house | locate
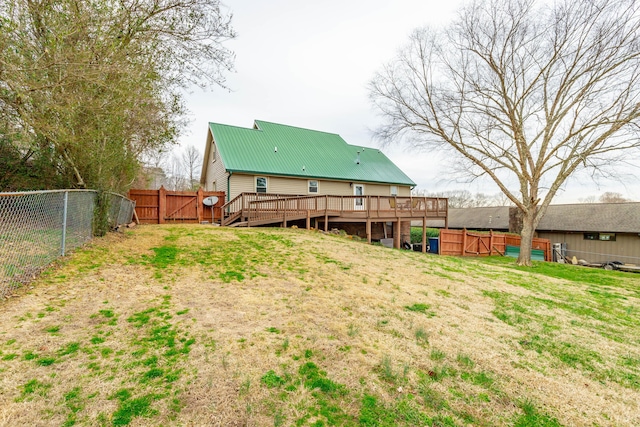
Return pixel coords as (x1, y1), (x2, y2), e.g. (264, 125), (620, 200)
(200, 120), (415, 200)
(447, 203), (640, 264)
(199, 120), (448, 248)
(132, 166), (168, 190)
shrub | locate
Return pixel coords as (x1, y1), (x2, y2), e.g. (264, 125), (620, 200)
(410, 227), (440, 244)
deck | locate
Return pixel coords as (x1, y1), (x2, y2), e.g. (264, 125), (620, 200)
(221, 193), (448, 248)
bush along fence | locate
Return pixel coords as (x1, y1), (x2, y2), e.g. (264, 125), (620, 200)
(439, 228), (551, 261)
(0, 190), (135, 298)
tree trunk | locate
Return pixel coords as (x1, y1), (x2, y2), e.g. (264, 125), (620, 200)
(517, 210), (536, 266)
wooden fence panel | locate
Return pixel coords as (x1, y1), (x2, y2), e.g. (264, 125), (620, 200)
(440, 229), (464, 256)
(127, 189), (160, 224)
(128, 187), (225, 224)
(439, 229), (550, 261)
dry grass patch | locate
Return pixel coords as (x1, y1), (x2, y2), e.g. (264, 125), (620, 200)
(0, 224), (638, 426)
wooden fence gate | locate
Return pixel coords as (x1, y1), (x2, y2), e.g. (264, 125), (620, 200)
(463, 232), (494, 256)
(128, 187), (225, 224)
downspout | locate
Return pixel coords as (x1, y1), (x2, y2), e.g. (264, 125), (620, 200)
(227, 171), (232, 202)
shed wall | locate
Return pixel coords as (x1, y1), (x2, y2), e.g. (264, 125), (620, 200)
(537, 231), (640, 264)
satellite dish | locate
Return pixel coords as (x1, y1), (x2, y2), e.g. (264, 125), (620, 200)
(203, 196), (219, 206)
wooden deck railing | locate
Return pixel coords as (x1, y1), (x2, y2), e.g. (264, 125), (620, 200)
(222, 193), (448, 226)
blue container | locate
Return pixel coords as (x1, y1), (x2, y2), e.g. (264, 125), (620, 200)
(428, 237), (439, 254)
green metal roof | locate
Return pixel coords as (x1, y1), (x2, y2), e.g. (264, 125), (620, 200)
(209, 120), (416, 186)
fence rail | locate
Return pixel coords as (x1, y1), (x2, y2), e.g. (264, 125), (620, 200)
(0, 190), (135, 298)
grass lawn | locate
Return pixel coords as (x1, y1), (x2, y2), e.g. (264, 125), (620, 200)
(0, 224), (638, 426)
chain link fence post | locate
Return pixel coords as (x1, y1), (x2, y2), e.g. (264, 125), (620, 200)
(61, 191), (69, 256)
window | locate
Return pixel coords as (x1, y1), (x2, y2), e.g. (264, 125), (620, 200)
(354, 184), (364, 209)
(584, 232), (616, 241)
(211, 181), (217, 191)
(390, 185), (398, 196)
(308, 180), (318, 193)
(210, 143), (216, 163)
(256, 177), (267, 193)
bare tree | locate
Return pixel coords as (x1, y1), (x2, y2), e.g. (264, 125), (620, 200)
(370, 0), (640, 265)
(578, 195), (598, 204)
(413, 188), (510, 207)
(166, 155), (188, 191)
(598, 192), (629, 203)
(182, 145), (203, 190)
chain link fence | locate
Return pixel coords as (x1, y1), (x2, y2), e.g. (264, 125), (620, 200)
(0, 190), (135, 298)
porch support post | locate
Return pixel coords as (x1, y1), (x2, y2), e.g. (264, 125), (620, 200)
(306, 210), (311, 230)
(393, 220), (400, 249)
(282, 199), (287, 228)
(422, 218), (427, 253)
(324, 212), (329, 232)
(366, 219), (372, 244)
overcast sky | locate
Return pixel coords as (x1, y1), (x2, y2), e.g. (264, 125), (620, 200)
(179, 0), (639, 203)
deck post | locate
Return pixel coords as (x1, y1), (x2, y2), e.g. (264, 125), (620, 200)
(422, 218), (427, 253)
(314, 218), (319, 230)
(325, 195), (329, 231)
(366, 219), (371, 244)
(393, 220), (400, 249)
(366, 195), (370, 217)
(281, 198), (286, 228)
(324, 196), (329, 232)
(306, 210), (311, 230)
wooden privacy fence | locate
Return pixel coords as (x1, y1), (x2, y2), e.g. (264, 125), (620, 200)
(439, 229), (551, 261)
(128, 187), (225, 224)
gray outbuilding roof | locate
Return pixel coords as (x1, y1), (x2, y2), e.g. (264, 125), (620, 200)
(447, 203), (640, 233)
(537, 203), (640, 233)
(447, 206), (510, 230)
